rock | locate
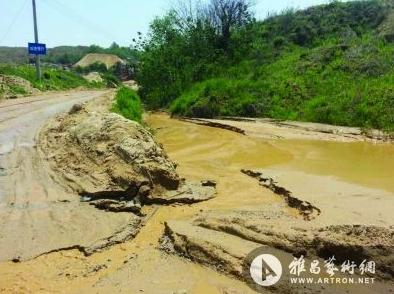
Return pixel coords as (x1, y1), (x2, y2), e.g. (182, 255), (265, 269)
(201, 180), (217, 187)
(89, 199), (142, 213)
(148, 181), (216, 204)
(68, 103), (83, 114)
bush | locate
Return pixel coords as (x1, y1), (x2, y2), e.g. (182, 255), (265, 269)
(101, 72), (121, 88)
(139, 0), (394, 131)
(111, 87), (143, 122)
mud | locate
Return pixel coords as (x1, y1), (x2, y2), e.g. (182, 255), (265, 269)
(1, 110), (394, 293)
(40, 94), (215, 215)
(179, 117), (246, 135)
(241, 169), (321, 220)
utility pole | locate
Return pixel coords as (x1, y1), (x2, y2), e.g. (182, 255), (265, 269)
(32, 0), (41, 80)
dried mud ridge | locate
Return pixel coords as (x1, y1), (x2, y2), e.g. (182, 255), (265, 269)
(38, 95), (217, 256)
(159, 168), (393, 290)
(161, 215), (394, 287)
(179, 117), (246, 135)
(180, 116), (394, 142)
(241, 169), (321, 220)
(30, 217), (142, 261)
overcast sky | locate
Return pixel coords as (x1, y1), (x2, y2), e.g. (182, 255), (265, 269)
(0, 0), (328, 48)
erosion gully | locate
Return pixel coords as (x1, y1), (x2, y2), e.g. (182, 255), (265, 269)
(0, 112), (393, 293)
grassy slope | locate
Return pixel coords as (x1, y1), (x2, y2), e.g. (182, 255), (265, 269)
(0, 65), (101, 91)
(111, 87), (143, 122)
(169, 1), (394, 131)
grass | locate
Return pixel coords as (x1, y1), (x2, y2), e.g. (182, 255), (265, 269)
(9, 84), (27, 95)
(170, 36), (394, 132)
(111, 87), (143, 123)
(0, 64), (102, 91)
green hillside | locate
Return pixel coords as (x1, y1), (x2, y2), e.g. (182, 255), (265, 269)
(136, 0), (394, 131)
(0, 43), (138, 65)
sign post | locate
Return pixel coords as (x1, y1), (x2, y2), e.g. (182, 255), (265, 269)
(32, 0), (42, 80)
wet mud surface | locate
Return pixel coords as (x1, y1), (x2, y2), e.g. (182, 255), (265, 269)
(0, 104), (393, 293)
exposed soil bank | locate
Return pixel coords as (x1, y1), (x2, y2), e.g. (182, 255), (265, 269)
(0, 90), (140, 262)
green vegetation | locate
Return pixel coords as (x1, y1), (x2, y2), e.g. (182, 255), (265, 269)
(111, 87), (143, 122)
(0, 65), (101, 90)
(137, 0), (394, 131)
(8, 84), (28, 96)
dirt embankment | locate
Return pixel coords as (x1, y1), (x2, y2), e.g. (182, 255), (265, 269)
(0, 74), (40, 99)
(39, 93), (215, 224)
(182, 117), (394, 142)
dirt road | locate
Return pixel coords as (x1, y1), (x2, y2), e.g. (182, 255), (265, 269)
(0, 91), (135, 261)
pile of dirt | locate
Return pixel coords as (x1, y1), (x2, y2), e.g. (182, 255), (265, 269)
(83, 72), (103, 83)
(75, 53), (125, 69)
(39, 94), (215, 214)
(122, 80), (139, 91)
(0, 74), (40, 99)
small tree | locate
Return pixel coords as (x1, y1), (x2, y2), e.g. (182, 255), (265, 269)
(205, 0), (254, 50)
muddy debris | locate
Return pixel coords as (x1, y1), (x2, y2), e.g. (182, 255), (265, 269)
(40, 100), (216, 215)
(179, 118), (246, 135)
(241, 169), (321, 220)
(161, 209), (394, 282)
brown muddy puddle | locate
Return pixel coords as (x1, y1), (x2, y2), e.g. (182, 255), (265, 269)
(1, 113), (393, 293)
(149, 113), (394, 195)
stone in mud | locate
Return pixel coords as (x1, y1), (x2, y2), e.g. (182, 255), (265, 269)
(68, 103), (83, 114)
(201, 180), (217, 187)
(89, 199), (142, 214)
(147, 181), (216, 204)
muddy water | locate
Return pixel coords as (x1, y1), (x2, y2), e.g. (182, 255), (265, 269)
(270, 140), (394, 193)
(0, 113), (393, 293)
(149, 114), (394, 195)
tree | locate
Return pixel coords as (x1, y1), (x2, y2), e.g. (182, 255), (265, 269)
(110, 42), (120, 50)
(205, 0), (254, 50)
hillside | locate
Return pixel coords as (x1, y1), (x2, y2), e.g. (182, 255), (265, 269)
(74, 53), (125, 69)
(0, 47), (29, 64)
(136, 0), (394, 132)
(0, 44), (138, 65)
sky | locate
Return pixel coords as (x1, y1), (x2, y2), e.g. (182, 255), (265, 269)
(0, 0), (328, 48)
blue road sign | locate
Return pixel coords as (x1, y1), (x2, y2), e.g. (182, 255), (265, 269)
(28, 42), (46, 55)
